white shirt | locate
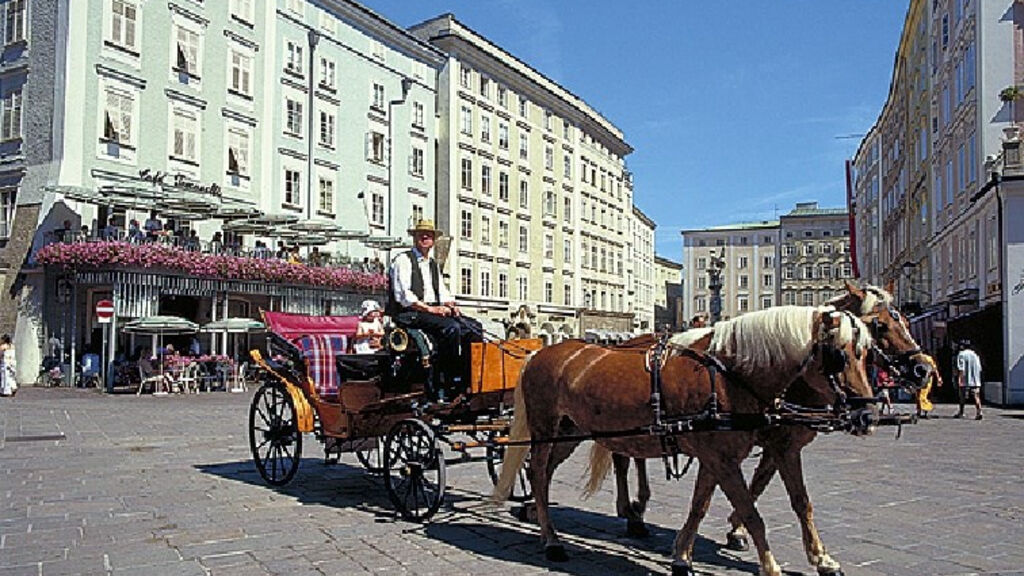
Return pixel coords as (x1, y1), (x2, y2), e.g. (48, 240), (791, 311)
(391, 249), (453, 309)
(956, 349), (982, 388)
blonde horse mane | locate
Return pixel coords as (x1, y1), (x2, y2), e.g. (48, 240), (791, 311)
(828, 283), (894, 316)
(704, 306), (871, 378)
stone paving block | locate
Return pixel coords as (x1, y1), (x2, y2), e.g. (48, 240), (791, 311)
(111, 559), (207, 576)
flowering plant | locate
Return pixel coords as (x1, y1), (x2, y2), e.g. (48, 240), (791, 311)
(35, 241), (387, 292)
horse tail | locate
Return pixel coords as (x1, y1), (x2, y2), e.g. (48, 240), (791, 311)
(581, 443), (614, 499)
(492, 364), (532, 502)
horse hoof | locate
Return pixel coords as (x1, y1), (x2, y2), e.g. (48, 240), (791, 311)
(545, 544), (568, 562)
(670, 559), (695, 576)
(726, 532), (749, 552)
(630, 499), (647, 515)
(626, 519), (650, 538)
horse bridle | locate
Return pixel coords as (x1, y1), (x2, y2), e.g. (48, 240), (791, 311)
(865, 303), (926, 388)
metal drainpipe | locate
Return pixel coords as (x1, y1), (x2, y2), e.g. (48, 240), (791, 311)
(306, 29), (320, 221)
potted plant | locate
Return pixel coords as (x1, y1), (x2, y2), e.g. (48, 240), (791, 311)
(1001, 85), (1022, 132)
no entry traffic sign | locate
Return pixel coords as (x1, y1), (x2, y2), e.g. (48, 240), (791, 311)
(96, 299), (114, 323)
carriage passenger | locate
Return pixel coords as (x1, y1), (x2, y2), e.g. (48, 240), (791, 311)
(353, 300), (385, 354)
(388, 219), (482, 402)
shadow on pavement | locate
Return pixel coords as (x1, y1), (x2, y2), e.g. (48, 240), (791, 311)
(196, 458), (473, 520)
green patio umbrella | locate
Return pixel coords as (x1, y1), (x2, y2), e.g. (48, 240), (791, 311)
(122, 316), (200, 384)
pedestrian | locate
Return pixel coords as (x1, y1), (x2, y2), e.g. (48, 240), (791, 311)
(0, 334), (16, 397)
(916, 354), (942, 419)
(873, 366), (895, 414)
(954, 339), (983, 420)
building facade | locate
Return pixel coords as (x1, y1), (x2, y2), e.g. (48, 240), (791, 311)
(408, 14), (636, 342)
(682, 220), (780, 323)
(0, 0), (444, 382)
(630, 206), (656, 332)
(851, 0), (1024, 404)
(653, 255), (683, 331)
(778, 202), (854, 308)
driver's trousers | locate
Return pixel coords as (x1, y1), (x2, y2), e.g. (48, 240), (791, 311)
(394, 310), (482, 397)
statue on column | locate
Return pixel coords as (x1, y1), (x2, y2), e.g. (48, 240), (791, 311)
(708, 248), (726, 325)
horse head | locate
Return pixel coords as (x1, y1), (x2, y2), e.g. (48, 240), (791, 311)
(813, 308), (878, 435)
(838, 281), (932, 391)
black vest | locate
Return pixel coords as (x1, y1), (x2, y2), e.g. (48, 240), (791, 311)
(388, 250), (441, 315)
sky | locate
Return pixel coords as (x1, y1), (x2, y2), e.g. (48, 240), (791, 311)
(362, 1), (909, 260)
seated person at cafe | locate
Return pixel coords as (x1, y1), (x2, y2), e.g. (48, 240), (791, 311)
(287, 245), (302, 265)
(388, 219), (482, 401)
(127, 219), (145, 243)
(185, 229), (200, 251)
(52, 220), (74, 242)
(144, 212), (163, 240)
(309, 246), (324, 266)
(353, 300), (385, 354)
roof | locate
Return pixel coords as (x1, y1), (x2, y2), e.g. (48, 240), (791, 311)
(681, 220), (779, 234)
(782, 205), (847, 218)
(655, 255), (682, 269)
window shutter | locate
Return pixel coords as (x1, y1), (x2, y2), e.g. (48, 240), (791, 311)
(176, 44), (188, 72)
(227, 148), (238, 174)
(104, 111), (117, 141)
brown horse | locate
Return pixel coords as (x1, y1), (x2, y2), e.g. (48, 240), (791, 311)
(494, 306), (877, 576)
(589, 282), (931, 576)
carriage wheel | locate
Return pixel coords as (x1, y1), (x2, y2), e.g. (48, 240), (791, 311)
(249, 383), (302, 486)
(485, 434), (533, 502)
(383, 419), (446, 521)
(355, 443), (385, 475)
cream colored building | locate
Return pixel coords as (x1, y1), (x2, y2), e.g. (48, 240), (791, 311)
(409, 15), (634, 342)
(630, 206), (656, 331)
(682, 220), (780, 322)
(654, 255), (683, 330)
(778, 202), (853, 307)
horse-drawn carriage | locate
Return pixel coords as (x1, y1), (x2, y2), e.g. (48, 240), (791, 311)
(246, 310), (541, 520)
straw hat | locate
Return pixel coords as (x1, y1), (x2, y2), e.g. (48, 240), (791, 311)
(408, 219), (440, 236)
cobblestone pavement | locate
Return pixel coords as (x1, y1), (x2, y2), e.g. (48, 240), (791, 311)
(2, 388), (1023, 576)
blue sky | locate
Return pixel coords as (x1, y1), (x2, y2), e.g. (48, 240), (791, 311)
(363, 1), (908, 260)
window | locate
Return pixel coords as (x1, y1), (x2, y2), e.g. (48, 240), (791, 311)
(737, 256), (748, 269)
(318, 177), (334, 213)
(108, 0), (139, 53)
(519, 96), (528, 118)
(695, 297), (706, 312)
(171, 107), (198, 163)
(543, 190), (556, 216)
(410, 147), (424, 177)
(564, 285), (572, 306)
(481, 165), (492, 195)
(763, 255), (773, 267)
(763, 274), (773, 287)
(229, 49), (252, 97)
(738, 296), (748, 313)
(738, 275), (748, 289)
(102, 87), (134, 147)
(544, 281), (553, 303)
(519, 132), (528, 160)
(498, 272), (508, 298)
(564, 155), (572, 178)
(174, 26), (200, 78)
(286, 41), (303, 76)
(480, 214), (491, 244)
(821, 243), (833, 254)
(803, 244), (814, 256)
(518, 276), (528, 301)
(563, 197), (572, 222)
(226, 127), (250, 177)
(518, 225), (528, 252)
(371, 193), (384, 225)
(230, 0), (253, 23)
(819, 264), (832, 279)
(761, 296), (772, 310)
(544, 146), (553, 170)
(802, 292), (814, 306)
(460, 267), (472, 294)
(783, 266), (794, 280)
(544, 233), (553, 259)
(0, 186), (13, 242)
(497, 85), (507, 108)
(479, 75), (490, 98)
(284, 98), (303, 137)
(696, 257), (706, 270)
(697, 277), (706, 290)
(284, 169), (301, 206)
(784, 292), (796, 305)
(412, 205), (423, 224)
(1, 89), (22, 141)
(802, 265), (814, 279)
(481, 116), (491, 143)
(563, 239), (572, 263)
(460, 158), (472, 190)
(498, 123), (509, 150)
(373, 84), (385, 110)
(519, 181), (528, 208)
(460, 106), (472, 135)
(480, 270), (491, 297)
(413, 102), (424, 128)
(459, 64), (471, 89)
(499, 220), (509, 248)
(460, 210), (472, 239)
(366, 131), (385, 163)
(319, 57), (336, 89)
(319, 111), (335, 148)
(498, 172), (509, 202)
(5, 0), (26, 45)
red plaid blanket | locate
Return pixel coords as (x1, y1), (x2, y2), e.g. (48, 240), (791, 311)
(295, 334), (348, 396)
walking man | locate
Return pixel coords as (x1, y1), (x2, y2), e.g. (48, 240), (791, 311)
(954, 339), (983, 420)
(389, 220), (482, 401)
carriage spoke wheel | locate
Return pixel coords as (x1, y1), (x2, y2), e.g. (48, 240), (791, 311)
(485, 433), (533, 502)
(249, 383), (302, 486)
(383, 419), (446, 521)
(355, 443), (385, 475)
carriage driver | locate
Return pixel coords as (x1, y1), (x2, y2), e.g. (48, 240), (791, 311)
(388, 219), (482, 402)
